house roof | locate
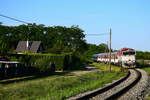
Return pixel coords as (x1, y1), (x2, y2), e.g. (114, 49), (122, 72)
(16, 41), (42, 53)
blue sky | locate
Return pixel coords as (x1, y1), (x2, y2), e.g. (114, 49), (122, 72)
(0, 0), (150, 51)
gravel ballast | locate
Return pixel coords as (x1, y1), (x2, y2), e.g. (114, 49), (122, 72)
(119, 69), (150, 100)
(90, 69), (137, 100)
(67, 69), (150, 100)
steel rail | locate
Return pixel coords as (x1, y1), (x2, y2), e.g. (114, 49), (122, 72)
(73, 70), (130, 100)
(71, 69), (141, 100)
(105, 69), (141, 100)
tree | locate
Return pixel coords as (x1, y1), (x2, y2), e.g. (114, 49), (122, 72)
(84, 43), (109, 60)
(0, 23), (87, 54)
(98, 43), (109, 53)
(44, 25), (87, 54)
(0, 24), (10, 54)
(0, 38), (7, 54)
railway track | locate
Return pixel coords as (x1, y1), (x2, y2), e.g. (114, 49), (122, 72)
(68, 69), (142, 100)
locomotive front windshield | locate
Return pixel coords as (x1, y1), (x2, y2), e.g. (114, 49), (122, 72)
(123, 52), (135, 55)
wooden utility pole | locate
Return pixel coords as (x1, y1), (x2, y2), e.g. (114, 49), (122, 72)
(107, 41), (109, 52)
(109, 28), (111, 72)
(26, 23), (32, 51)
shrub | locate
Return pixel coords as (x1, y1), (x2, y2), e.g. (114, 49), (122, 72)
(8, 52), (89, 74)
(35, 57), (52, 73)
(17, 53), (72, 72)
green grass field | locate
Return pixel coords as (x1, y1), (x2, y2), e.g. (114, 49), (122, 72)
(0, 63), (127, 100)
(93, 62), (124, 72)
(141, 67), (150, 100)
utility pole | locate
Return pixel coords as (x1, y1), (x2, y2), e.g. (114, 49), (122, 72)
(105, 41), (108, 53)
(26, 25), (30, 52)
(109, 28), (111, 72)
(107, 41), (109, 52)
(26, 23), (32, 51)
(107, 41), (109, 62)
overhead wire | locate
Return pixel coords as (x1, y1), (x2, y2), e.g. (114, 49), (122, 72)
(85, 33), (109, 36)
(0, 13), (30, 24)
(0, 14), (109, 37)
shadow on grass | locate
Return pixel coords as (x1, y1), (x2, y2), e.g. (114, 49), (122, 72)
(68, 64), (94, 71)
(0, 71), (70, 84)
(0, 64), (94, 85)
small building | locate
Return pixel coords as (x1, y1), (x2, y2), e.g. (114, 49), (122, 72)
(16, 41), (44, 54)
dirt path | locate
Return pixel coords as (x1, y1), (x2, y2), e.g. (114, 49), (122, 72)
(1, 64), (97, 89)
(71, 64), (97, 76)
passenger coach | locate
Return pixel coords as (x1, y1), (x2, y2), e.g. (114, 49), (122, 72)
(93, 48), (136, 68)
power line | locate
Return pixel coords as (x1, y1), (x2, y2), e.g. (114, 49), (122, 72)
(0, 14), (30, 24)
(85, 33), (109, 36)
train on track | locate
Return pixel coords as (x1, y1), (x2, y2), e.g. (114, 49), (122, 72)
(93, 48), (136, 68)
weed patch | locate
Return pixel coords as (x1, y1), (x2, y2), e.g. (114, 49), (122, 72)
(0, 63), (126, 100)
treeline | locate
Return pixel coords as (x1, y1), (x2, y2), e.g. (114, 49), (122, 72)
(84, 43), (109, 60)
(0, 22), (109, 73)
(0, 23), (87, 54)
(0, 22), (108, 59)
(136, 51), (150, 60)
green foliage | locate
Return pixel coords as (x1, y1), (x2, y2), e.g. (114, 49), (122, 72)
(141, 67), (150, 100)
(0, 25), (10, 55)
(0, 66), (126, 100)
(0, 23), (87, 55)
(69, 51), (89, 70)
(0, 39), (7, 54)
(35, 57), (52, 73)
(17, 53), (72, 72)
(84, 43), (109, 61)
(136, 51), (150, 60)
(8, 52), (87, 72)
(47, 40), (74, 54)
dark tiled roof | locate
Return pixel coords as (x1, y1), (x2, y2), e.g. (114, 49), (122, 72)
(16, 41), (42, 53)
(16, 41), (28, 53)
(30, 41), (41, 53)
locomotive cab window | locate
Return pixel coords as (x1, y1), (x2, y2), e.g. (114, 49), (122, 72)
(123, 52), (135, 55)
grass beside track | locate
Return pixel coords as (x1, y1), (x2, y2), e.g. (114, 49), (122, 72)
(0, 63), (126, 100)
(141, 67), (150, 100)
(93, 62), (123, 72)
